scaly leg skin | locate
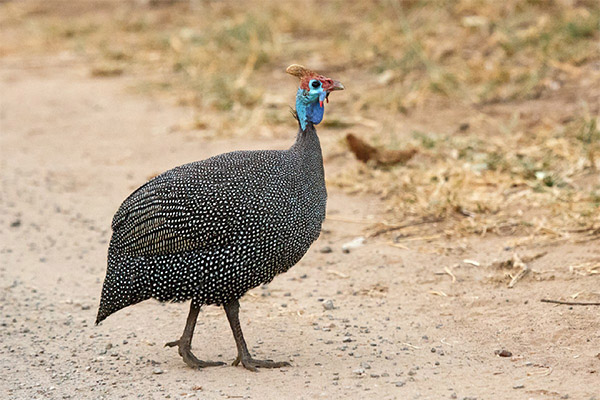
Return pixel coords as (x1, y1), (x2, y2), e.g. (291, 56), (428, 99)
(224, 299), (291, 372)
(165, 301), (225, 369)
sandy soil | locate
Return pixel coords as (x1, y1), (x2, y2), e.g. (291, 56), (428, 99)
(1, 57), (599, 400)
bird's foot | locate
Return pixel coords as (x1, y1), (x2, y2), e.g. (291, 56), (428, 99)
(165, 339), (225, 369)
(232, 354), (291, 372)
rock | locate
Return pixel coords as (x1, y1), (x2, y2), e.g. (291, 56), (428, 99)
(377, 70), (395, 86)
(152, 367), (164, 375)
(323, 300), (335, 310)
(394, 381), (405, 387)
(513, 384), (524, 389)
(341, 237), (365, 253)
(320, 246), (333, 254)
(353, 368), (365, 375)
(494, 349), (512, 357)
(342, 337), (352, 343)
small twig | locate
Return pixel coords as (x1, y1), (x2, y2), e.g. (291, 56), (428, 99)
(443, 266), (456, 283)
(388, 241), (410, 250)
(400, 342), (421, 349)
(325, 215), (375, 224)
(428, 290), (448, 297)
(522, 252), (547, 263)
(401, 234), (442, 242)
(326, 269), (349, 279)
(368, 217), (444, 237)
(541, 299), (600, 306)
(508, 253), (530, 288)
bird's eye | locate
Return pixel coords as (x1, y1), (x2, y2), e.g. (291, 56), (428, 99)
(311, 80), (320, 89)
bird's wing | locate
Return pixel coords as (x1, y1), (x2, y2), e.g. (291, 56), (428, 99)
(110, 153), (285, 257)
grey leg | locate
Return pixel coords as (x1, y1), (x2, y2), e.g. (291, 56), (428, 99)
(224, 299), (291, 371)
(165, 301), (225, 368)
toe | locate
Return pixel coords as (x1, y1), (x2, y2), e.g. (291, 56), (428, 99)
(239, 358), (290, 370)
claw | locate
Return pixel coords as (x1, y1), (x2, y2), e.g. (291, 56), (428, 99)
(165, 339), (225, 369)
(236, 356), (291, 372)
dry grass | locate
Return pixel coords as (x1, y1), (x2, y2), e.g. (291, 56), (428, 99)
(2, 0), (599, 238)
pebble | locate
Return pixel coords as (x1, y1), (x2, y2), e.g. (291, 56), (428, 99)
(323, 300), (335, 310)
(513, 384), (524, 389)
(342, 337), (352, 343)
(152, 367), (164, 375)
(353, 368), (365, 375)
(341, 237), (365, 253)
(394, 381), (405, 387)
(494, 349), (512, 357)
(320, 246), (333, 254)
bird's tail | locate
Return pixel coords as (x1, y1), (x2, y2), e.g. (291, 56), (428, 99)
(96, 250), (149, 324)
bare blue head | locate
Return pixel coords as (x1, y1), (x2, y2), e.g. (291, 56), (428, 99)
(295, 80), (328, 131)
(286, 64), (344, 131)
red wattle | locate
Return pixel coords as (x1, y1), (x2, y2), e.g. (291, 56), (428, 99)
(319, 101), (323, 107)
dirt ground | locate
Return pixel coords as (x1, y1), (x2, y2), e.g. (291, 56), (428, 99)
(1, 55), (599, 400)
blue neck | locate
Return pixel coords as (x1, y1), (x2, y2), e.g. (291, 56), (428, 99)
(295, 88), (326, 131)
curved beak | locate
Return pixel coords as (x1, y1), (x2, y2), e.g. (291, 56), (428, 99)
(330, 80), (344, 91)
(322, 79), (344, 105)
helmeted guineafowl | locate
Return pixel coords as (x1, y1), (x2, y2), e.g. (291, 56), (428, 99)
(96, 65), (344, 371)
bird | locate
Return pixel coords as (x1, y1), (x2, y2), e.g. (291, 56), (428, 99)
(96, 64), (344, 371)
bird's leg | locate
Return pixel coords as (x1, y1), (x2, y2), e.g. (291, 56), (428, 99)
(165, 301), (225, 369)
(224, 299), (291, 372)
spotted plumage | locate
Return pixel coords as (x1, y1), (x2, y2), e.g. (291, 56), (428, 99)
(96, 65), (344, 371)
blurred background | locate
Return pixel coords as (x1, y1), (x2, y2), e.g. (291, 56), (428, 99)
(2, 0), (599, 236)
